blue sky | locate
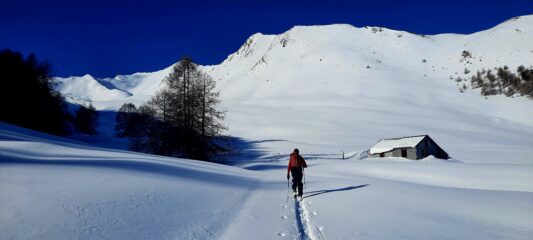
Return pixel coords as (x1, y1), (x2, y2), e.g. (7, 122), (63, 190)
(1, 0), (532, 77)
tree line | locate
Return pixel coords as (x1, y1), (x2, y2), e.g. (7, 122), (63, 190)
(115, 57), (225, 161)
(469, 65), (533, 98)
(0, 49), (98, 135)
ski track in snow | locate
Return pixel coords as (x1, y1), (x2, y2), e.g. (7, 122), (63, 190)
(300, 199), (324, 240)
(291, 197), (323, 240)
(294, 199), (307, 239)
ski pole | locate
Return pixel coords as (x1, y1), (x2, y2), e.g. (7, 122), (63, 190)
(286, 178), (290, 203)
(303, 167), (306, 192)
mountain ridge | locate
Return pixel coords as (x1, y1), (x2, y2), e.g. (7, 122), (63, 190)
(52, 15), (533, 163)
(56, 14), (532, 95)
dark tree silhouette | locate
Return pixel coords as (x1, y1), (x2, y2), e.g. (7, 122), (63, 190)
(124, 56), (225, 160)
(0, 49), (68, 135)
(115, 103), (139, 137)
(74, 104), (98, 135)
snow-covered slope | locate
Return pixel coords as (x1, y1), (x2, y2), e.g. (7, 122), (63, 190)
(1, 122), (532, 239)
(54, 65), (175, 109)
(54, 74), (132, 104)
(53, 15), (533, 163)
(0, 122), (258, 239)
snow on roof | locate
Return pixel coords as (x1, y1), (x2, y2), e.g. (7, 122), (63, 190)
(369, 135), (427, 154)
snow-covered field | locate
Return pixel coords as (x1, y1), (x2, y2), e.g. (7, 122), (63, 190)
(2, 15), (533, 239)
(0, 122), (258, 239)
(1, 122), (533, 239)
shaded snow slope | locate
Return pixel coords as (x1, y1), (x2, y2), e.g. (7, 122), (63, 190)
(53, 15), (533, 163)
(0, 122), (258, 239)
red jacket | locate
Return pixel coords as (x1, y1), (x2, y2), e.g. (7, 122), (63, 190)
(287, 152), (307, 174)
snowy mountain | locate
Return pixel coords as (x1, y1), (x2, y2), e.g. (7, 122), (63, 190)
(53, 15), (533, 163)
(2, 15), (533, 240)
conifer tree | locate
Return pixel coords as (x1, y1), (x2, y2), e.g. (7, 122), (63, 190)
(0, 49), (67, 135)
(74, 104), (98, 135)
(130, 57), (225, 160)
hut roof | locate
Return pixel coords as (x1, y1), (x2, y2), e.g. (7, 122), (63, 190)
(369, 135), (427, 154)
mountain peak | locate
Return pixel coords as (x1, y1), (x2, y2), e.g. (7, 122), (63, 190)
(81, 74), (95, 79)
(54, 15), (532, 111)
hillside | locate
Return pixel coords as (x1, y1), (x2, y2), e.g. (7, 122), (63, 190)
(53, 15), (533, 163)
(0, 122), (258, 239)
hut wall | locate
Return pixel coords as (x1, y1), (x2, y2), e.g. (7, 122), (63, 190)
(416, 137), (448, 159)
(392, 149), (402, 157)
(407, 149), (417, 160)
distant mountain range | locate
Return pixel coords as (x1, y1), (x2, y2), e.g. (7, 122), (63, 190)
(53, 15), (533, 163)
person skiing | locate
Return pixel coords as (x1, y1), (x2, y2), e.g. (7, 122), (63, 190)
(287, 148), (307, 199)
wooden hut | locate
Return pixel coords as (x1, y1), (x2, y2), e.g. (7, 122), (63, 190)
(369, 135), (449, 160)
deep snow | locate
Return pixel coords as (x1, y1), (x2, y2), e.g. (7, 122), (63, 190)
(1, 122), (533, 240)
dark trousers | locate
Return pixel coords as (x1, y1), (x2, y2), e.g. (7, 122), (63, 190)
(290, 167), (304, 196)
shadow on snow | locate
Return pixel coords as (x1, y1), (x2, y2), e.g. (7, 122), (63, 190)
(214, 137), (286, 165)
(0, 155), (258, 189)
(242, 164), (287, 171)
(304, 184), (369, 199)
(294, 198), (308, 240)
